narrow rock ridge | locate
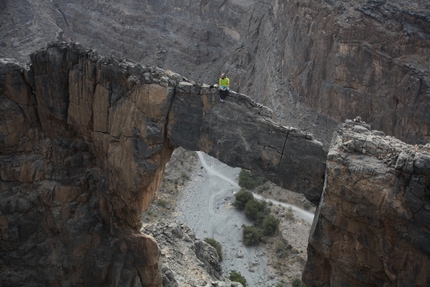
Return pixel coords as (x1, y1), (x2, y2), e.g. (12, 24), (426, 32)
(0, 42), (325, 286)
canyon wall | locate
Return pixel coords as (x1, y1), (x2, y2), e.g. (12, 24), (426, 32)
(0, 42), (325, 286)
(1, 0), (429, 285)
(275, 0), (430, 145)
(303, 120), (430, 286)
(1, 0), (429, 147)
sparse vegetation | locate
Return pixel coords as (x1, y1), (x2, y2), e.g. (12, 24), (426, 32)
(242, 225), (262, 246)
(261, 214), (279, 236)
(244, 199), (266, 221)
(292, 277), (306, 287)
(156, 199), (168, 208)
(229, 270), (247, 287)
(303, 202), (311, 210)
(204, 238), (223, 261)
(238, 169), (266, 190)
(275, 240), (289, 258)
(234, 189), (254, 210)
(285, 207), (294, 220)
(235, 192), (280, 245)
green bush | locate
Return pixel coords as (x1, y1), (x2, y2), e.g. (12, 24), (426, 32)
(261, 214), (279, 236)
(238, 170), (266, 190)
(292, 277), (306, 287)
(254, 211), (267, 226)
(204, 238), (223, 261)
(303, 202), (312, 210)
(156, 199), (168, 208)
(275, 240), (289, 258)
(242, 225), (262, 246)
(244, 199), (266, 221)
(234, 189), (254, 210)
(229, 270), (247, 287)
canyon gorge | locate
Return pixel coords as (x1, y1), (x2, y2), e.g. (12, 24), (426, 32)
(0, 0), (429, 286)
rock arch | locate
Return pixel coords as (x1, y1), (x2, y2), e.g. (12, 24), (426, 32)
(0, 42), (325, 286)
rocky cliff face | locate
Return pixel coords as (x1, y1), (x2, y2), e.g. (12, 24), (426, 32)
(275, 0), (430, 146)
(303, 120), (430, 286)
(0, 42), (325, 286)
(1, 0), (428, 147)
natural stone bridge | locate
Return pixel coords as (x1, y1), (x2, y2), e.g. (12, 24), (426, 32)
(0, 42), (325, 286)
(2, 42), (429, 287)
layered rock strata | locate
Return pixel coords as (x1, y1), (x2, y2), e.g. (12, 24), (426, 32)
(0, 42), (325, 286)
(303, 120), (430, 286)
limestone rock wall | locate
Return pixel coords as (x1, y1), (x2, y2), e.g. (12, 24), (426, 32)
(0, 42), (326, 286)
(275, 0), (430, 145)
(303, 120), (430, 286)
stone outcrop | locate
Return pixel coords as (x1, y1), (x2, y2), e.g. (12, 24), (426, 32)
(303, 120), (430, 286)
(0, 42), (325, 286)
(142, 221), (244, 287)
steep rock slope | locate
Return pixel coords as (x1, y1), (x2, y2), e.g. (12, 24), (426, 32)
(304, 120), (430, 286)
(275, 0), (430, 145)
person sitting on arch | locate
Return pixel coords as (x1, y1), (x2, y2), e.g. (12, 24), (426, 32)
(218, 73), (230, 103)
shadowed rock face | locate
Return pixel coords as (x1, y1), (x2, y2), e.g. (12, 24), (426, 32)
(303, 120), (430, 287)
(0, 42), (326, 286)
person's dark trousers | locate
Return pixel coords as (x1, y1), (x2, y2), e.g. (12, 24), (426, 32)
(219, 90), (229, 100)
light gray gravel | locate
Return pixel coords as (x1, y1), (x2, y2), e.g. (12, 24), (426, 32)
(174, 151), (315, 286)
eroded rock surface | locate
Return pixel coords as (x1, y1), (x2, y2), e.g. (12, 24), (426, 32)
(142, 221), (244, 287)
(0, 42), (325, 286)
(303, 120), (430, 286)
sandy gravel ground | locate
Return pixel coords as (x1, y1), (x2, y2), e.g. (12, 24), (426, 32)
(143, 148), (315, 286)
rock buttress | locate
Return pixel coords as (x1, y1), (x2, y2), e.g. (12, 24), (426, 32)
(303, 120), (430, 287)
(0, 42), (178, 286)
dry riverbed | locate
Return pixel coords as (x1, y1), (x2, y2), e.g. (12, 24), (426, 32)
(142, 148), (315, 286)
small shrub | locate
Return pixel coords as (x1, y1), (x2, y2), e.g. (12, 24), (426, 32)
(275, 241), (289, 258)
(204, 238), (223, 261)
(292, 277), (305, 287)
(238, 169), (266, 190)
(156, 199), (168, 208)
(242, 225), (262, 246)
(229, 270), (247, 287)
(144, 209), (155, 217)
(244, 199), (266, 220)
(234, 189), (254, 210)
(261, 214), (279, 236)
(303, 202), (311, 210)
(285, 207), (294, 220)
